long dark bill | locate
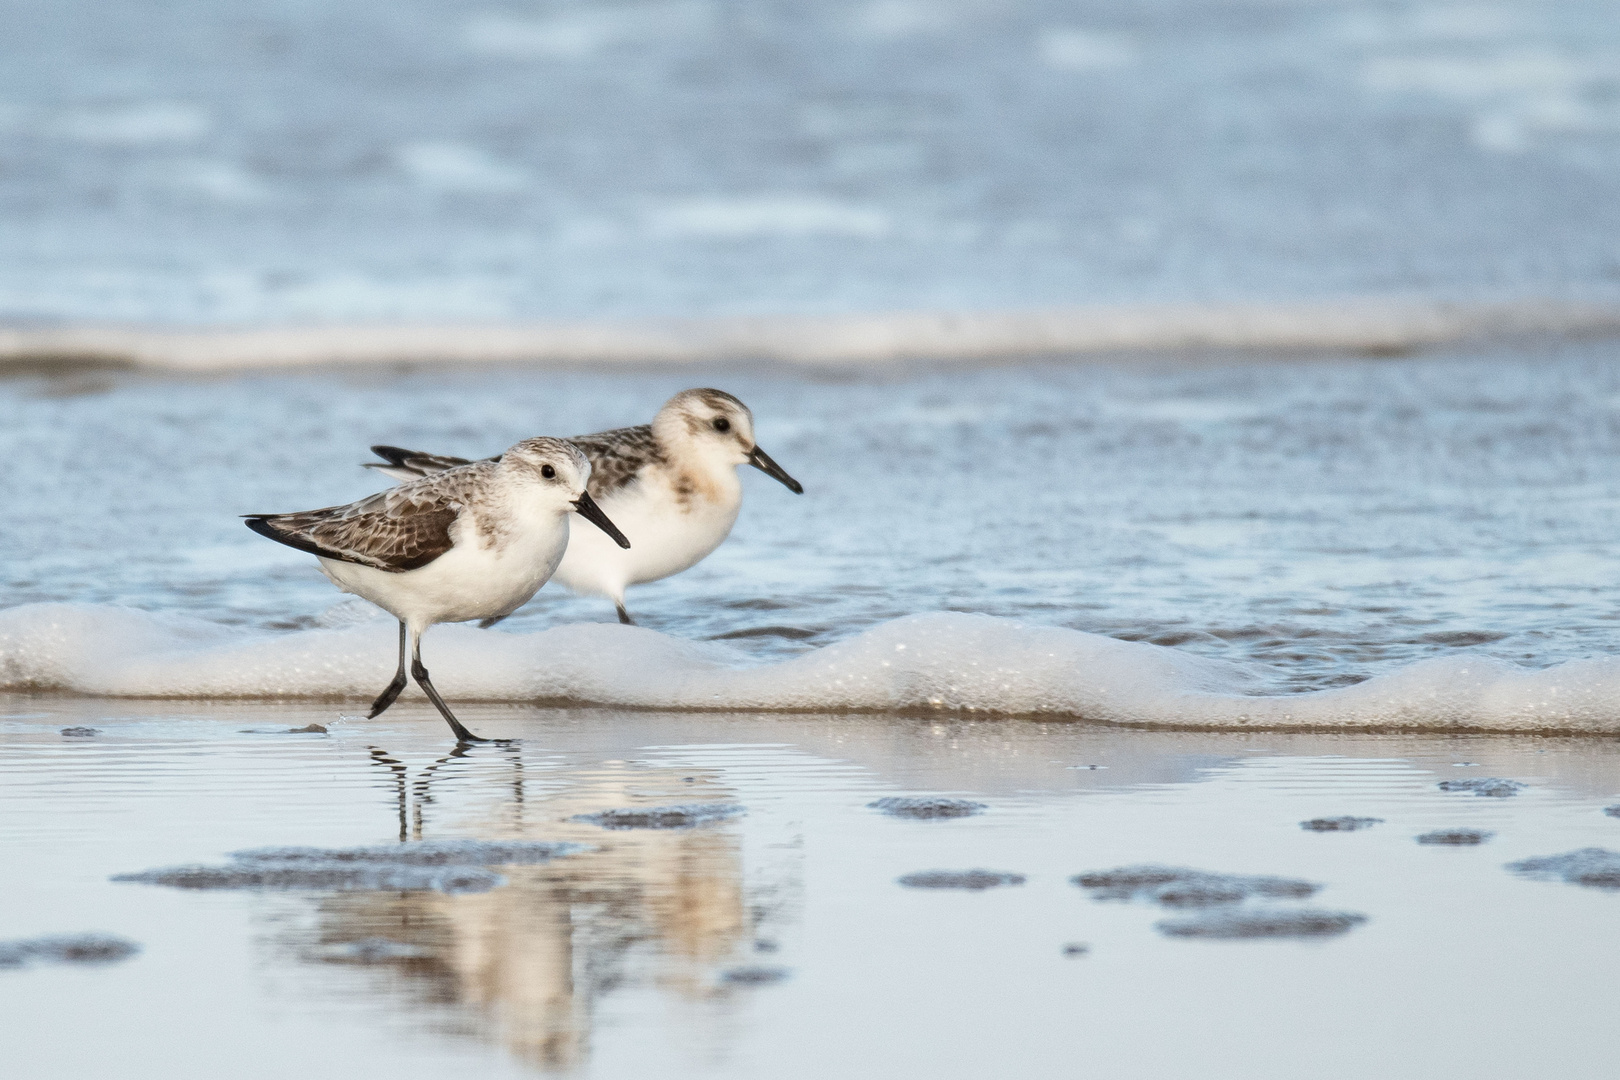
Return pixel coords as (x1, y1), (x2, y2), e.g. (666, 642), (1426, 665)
(748, 446), (804, 494)
(573, 491), (632, 549)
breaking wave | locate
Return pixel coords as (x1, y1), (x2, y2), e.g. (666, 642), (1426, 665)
(5, 297), (1620, 371)
(3, 603), (1618, 733)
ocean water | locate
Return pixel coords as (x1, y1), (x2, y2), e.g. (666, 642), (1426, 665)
(5, 339), (1620, 729)
(3, 0), (1620, 325)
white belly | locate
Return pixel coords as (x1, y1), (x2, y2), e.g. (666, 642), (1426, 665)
(552, 480), (740, 599)
(319, 514), (569, 627)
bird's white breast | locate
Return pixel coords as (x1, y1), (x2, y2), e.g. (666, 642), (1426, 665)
(319, 497), (570, 627)
(552, 463), (741, 597)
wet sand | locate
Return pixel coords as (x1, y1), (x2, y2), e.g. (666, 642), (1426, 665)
(4, 697), (1618, 1078)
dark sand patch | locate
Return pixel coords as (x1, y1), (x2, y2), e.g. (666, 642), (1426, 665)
(236, 840), (582, 866)
(1438, 778), (1526, 797)
(721, 966), (790, 985)
(868, 796), (987, 820)
(1072, 866), (1318, 907)
(113, 839), (584, 895)
(0, 934), (139, 969)
(317, 938), (433, 964)
(571, 803), (743, 830)
(1416, 828), (1493, 845)
(1506, 848), (1620, 889)
(59, 726), (99, 737)
(1301, 816), (1384, 832)
(898, 870), (1026, 890)
(1156, 909), (1367, 939)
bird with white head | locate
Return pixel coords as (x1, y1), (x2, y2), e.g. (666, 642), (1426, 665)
(365, 389), (802, 626)
(244, 437), (630, 743)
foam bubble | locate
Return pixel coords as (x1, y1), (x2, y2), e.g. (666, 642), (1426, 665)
(5, 603), (1620, 732)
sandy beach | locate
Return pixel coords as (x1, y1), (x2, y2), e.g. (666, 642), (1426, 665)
(4, 696), (1618, 1078)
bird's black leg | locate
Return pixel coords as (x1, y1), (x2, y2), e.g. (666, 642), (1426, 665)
(368, 746), (409, 841)
(367, 621), (410, 718)
(615, 601), (635, 626)
(409, 628), (489, 744)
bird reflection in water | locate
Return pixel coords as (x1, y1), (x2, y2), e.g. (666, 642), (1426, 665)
(268, 742), (792, 1071)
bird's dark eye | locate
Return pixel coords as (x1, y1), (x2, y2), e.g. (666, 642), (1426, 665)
(541, 464), (556, 479)
(713, 417), (730, 432)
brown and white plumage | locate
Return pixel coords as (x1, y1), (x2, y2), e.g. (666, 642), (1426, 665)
(244, 437), (630, 743)
(363, 389), (802, 625)
(245, 462), (499, 572)
(369, 423), (665, 500)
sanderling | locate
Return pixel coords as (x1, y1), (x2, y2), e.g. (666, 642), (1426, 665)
(365, 388), (802, 625)
(245, 437), (630, 743)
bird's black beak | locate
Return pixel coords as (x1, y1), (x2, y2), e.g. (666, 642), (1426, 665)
(573, 491), (631, 549)
(747, 445), (803, 494)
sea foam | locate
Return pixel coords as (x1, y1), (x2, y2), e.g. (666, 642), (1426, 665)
(2, 603), (1619, 732)
(5, 298), (1620, 372)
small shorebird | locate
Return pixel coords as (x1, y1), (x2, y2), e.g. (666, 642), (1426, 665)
(364, 388), (802, 626)
(244, 437), (630, 743)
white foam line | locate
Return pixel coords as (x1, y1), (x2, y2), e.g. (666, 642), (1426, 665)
(5, 297), (1620, 371)
(4, 605), (1618, 733)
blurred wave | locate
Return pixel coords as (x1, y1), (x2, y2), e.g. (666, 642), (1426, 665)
(2, 0), (1619, 326)
(5, 297), (1620, 370)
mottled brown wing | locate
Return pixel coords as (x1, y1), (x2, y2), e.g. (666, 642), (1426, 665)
(245, 465), (489, 572)
(570, 424), (661, 498)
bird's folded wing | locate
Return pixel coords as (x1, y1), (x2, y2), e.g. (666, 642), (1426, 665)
(246, 476), (473, 572)
(365, 423), (660, 498)
(570, 424), (660, 497)
(364, 445), (486, 478)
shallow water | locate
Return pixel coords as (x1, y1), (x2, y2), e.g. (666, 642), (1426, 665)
(6, 341), (1620, 712)
(3, 697), (1618, 1079)
(3, 0), (1620, 324)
